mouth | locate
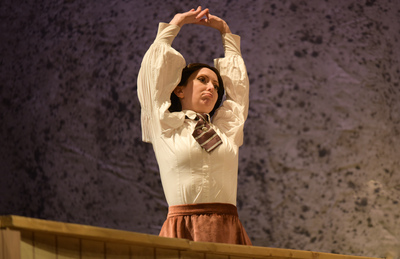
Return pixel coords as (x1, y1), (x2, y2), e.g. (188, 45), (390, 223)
(202, 92), (213, 99)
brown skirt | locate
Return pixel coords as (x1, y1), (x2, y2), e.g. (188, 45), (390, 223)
(159, 203), (252, 245)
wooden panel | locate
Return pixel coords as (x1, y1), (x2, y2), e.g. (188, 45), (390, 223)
(230, 256), (253, 259)
(0, 229), (20, 259)
(0, 215), (190, 251)
(81, 239), (105, 259)
(57, 236), (80, 259)
(130, 245), (154, 259)
(0, 216), (382, 259)
(180, 250), (204, 259)
(34, 232), (56, 259)
(0, 229), (3, 259)
(106, 242), (130, 259)
(7, 230), (21, 259)
(0, 229), (21, 259)
(155, 248), (180, 259)
(205, 254), (229, 259)
(20, 230), (34, 259)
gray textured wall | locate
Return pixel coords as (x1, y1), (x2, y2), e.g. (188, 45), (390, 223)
(1, 0), (399, 258)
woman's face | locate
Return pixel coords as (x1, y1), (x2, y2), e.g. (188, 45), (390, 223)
(175, 68), (219, 114)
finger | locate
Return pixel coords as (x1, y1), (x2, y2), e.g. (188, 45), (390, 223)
(197, 8), (208, 18)
(193, 6), (201, 14)
(196, 14), (211, 25)
(195, 19), (209, 26)
(196, 8), (209, 19)
(207, 13), (215, 21)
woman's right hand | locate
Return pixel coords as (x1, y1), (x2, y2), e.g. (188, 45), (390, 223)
(197, 13), (231, 34)
(169, 6), (209, 27)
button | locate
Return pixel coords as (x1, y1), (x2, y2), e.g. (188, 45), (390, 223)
(202, 126), (208, 131)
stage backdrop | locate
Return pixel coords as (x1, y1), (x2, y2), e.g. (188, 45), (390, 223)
(1, 0), (399, 258)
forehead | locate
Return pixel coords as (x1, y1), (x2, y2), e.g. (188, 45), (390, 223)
(191, 68), (218, 80)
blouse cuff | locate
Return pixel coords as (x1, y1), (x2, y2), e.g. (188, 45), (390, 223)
(155, 22), (181, 45)
(221, 33), (241, 56)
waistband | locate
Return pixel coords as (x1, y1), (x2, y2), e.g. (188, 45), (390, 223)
(167, 203), (238, 217)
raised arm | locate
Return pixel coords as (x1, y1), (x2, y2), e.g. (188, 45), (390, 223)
(137, 23), (185, 143)
(203, 15), (248, 147)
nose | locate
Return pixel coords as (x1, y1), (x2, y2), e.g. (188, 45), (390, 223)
(206, 82), (215, 91)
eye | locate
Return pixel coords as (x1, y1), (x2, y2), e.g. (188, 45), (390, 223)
(197, 76), (206, 83)
(213, 84), (219, 89)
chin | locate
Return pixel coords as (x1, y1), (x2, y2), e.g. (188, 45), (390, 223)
(203, 105), (216, 114)
(195, 106), (213, 114)
(197, 110), (212, 114)
(195, 101), (216, 114)
(204, 108), (214, 114)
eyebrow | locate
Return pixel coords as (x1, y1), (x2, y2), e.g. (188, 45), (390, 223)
(198, 74), (219, 85)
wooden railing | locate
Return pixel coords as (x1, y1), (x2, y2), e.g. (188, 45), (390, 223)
(0, 215), (382, 259)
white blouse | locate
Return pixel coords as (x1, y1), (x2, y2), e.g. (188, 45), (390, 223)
(137, 23), (249, 206)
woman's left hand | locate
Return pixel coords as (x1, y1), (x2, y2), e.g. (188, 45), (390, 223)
(196, 13), (231, 34)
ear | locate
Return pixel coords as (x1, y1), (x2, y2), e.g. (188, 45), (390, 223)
(173, 86), (185, 98)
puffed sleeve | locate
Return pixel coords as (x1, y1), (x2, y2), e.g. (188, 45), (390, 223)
(213, 33), (249, 147)
(137, 23), (187, 143)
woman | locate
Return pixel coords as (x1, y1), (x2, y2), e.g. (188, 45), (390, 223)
(137, 6), (251, 245)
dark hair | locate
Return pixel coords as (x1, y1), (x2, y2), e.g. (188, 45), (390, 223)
(169, 63), (225, 117)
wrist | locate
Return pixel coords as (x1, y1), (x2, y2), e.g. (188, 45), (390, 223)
(169, 14), (185, 27)
(218, 22), (231, 34)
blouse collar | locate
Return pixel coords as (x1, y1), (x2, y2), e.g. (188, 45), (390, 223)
(182, 110), (197, 120)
